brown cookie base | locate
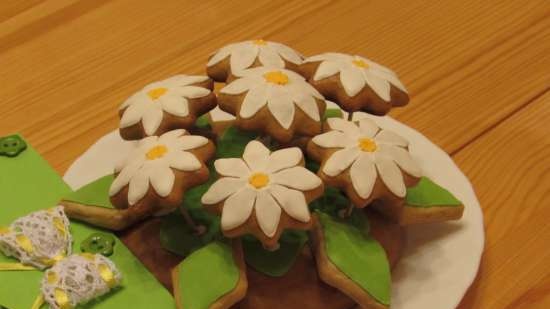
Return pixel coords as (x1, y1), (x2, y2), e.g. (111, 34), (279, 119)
(299, 61), (408, 115)
(373, 200), (465, 225)
(207, 56), (301, 83)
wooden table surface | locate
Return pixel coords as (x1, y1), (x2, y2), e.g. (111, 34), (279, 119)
(1, 1), (549, 308)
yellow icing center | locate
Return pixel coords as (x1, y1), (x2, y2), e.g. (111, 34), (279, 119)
(352, 59), (369, 68)
(147, 87), (168, 100)
(263, 71), (289, 85)
(249, 173), (270, 189)
(146, 145), (168, 160)
(253, 39), (267, 45)
(358, 138), (377, 152)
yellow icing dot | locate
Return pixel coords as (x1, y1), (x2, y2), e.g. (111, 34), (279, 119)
(146, 145), (168, 160)
(147, 87), (168, 100)
(16, 235), (34, 253)
(47, 271), (58, 284)
(0, 227), (9, 235)
(253, 39), (267, 45)
(263, 71), (289, 85)
(98, 263), (117, 288)
(249, 173), (270, 189)
(352, 59), (369, 69)
(54, 288), (71, 309)
(358, 138), (377, 152)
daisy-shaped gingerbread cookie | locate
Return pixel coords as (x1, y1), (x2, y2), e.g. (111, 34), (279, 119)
(118, 75), (217, 140)
(207, 40), (303, 81)
(218, 67), (326, 143)
(109, 129), (215, 216)
(201, 140), (324, 249)
(299, 53), (408, 115)
(307, 117), (422, 208)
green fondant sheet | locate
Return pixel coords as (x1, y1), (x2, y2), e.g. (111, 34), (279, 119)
(0, 136), (173, 309)
(65, 175), (115, 208)
(242, 230), (307, 277)
(318, 212), (391, 306)
(323, 108), (343, 120)
(406, 176), (462, 207)
(176, 241), (239, 309)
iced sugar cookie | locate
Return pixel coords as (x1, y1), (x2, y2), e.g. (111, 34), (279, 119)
(218, 67), (326, 143)
(201, 140), (324, 249)
(207, 40), (303, 82)
(118, 75), (216, 140)
(299, 53), (408, 115)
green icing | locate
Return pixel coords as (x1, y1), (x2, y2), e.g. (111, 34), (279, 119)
(323, 108), (343, 120)
(195, 114), (211, 129)
(242, 230), (308, 277)
(64, 174), (114, 207)
(0, 136), (174, 309)
(317, 212), (391, 306)
(406, 177), (462, 207)
(215, 126), (257, 158)
(176, 241), (239, 309)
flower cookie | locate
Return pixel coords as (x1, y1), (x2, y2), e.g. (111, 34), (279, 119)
(201, 140), (324, 249)
(41, 253), (122, 309)
(299, 53), (409, 115)
(109, 129), (215, 216)
(307, 117), (422, 208)
(0, 206), (71, 269)
(118, 75), (217, 140)
(207, 40), (303, 81)
(218, 67), (326, 143)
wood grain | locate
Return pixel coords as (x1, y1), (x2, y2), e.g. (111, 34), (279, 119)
(0, 0), (549, 308)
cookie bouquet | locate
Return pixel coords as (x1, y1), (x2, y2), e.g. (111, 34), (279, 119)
(59, 40), (465, 309)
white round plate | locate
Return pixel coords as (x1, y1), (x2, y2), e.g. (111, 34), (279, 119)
(63, 115), (484, 309)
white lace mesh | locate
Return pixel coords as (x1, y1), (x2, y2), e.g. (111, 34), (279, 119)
(0, 206), (72, 269)
(41, 254), (122, 309)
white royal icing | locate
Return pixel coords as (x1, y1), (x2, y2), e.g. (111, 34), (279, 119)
(305, 53), (407, 100)
(201, 141), (321, 237)
(312, 118), (421, 198)
(119, 75), (211, 136)
(220, 67), (324, 129)
(109, 129), (208, 205)
(207, 40), (303, 74)
(0, 207), (72, 269)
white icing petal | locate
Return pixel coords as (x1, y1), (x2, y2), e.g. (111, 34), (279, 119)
(109, 159), (144, 196)
(128, 172), (150, 205)
(312, 131), (353, 148)
(221, 188), (256, 231)
(160, 95), (189, 117)
(375, 129), (409, 147)
(158, 129), (186, 144)
(176, 86), (211, 99)
(267, 88), (295, 129)
(201, 177), (246, 205)
(327, 118), (361, 137)
(375, 158), (406, 197)
(293, 93), (321, 121)
(270, 184), (310, 223)
(215, 158), (250, 178)
(378, 145), (422, 177)
(369, 69), (408, 93)
(313, 61), (341, 81)
(254, 190), (282, 237)
(149, 166), (175, 197)
(323, 147), (360, 177)
(340, 66), (366, 97)
(364, 72), (391, 102)
(230, 44), (259, 73)
(258, 45), (285, 68)
(350, 154), (377, 199)
(142, 106), (164, 135)
(240, 85), (269, 118)
(168, 151), (202, 171)
(272, 166), (322, 191)
(178, 135), (209, 150)
(120, 101), (147, 128)
(272, 42), (303, 64)
(358, 118), (379, 138)
(207, 48), (231, 67)
(243, 141), (270, 171)
(266, 147), (303, 173)
(220, 77), (253, 95)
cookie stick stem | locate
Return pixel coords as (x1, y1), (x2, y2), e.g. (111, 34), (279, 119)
(59, 200), (150, 231)
(179, 206), (206, 235)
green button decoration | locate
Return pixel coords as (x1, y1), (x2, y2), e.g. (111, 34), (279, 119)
(81, 232), (116, 256)
(0, 135), (27, 158)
